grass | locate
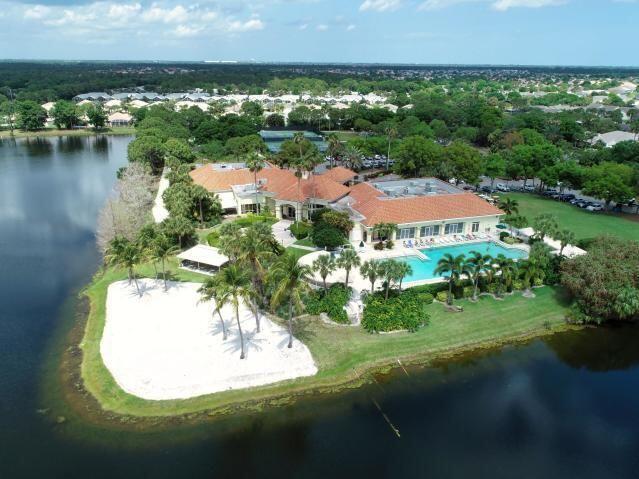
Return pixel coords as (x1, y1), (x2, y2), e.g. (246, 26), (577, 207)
(80, 259), (573, 418)
(293, 237), (316, 248)
(0, 126), (135, 139)
(503, 192), (639, 242)
(285, 246), (314, 260)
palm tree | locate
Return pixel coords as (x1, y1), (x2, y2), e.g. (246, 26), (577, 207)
(373, 222), (398, 244)
(269, 253), (312, 348)
(556, 229), (576, 257)
(378, 259), (401, 300)
(198, 276), (230, 341)
(136, 224), (159, 278)
(494, 254), (517, 297)
(312, 254), (337, 291)
(218, 265), (253, 359)
(532, 214), (558, 241)
(218, 222), (244, 260)
(343, 145), (363, 171)
(150, 234), (178, 291)
(518, 259), (543, 297)
(394, 261), (413, 291)
(360, 260), (382, 294)
(465, 251), (492, 301)
(326, 133), (343, 168)
(498, 197), (519, 216)
(434, 253), (467, 305)
(246, 151), (266, 213)
(105, 237), (143, 297)
(385, 125), (397, 170)
(336, 249), (360, 287)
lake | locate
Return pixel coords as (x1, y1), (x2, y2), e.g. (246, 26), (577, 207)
(1, 135), (639, 479)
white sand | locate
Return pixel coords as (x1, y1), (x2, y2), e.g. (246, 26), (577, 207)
(100, 279), (317, 401)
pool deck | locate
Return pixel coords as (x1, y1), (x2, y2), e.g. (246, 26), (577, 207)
(299, 234), (530, 294)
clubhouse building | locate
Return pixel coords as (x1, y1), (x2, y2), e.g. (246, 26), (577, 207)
(190, 164), (503, 244)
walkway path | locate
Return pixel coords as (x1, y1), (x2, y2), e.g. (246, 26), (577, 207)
(152, 171), (170, 223)
(272, 220), (296, 247)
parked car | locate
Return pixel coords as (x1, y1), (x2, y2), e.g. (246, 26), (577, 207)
(496, 183), (510, 192)
(523, 185), (535, 192)
(480, 186), (493, 193)
(586, 204), (604, 212)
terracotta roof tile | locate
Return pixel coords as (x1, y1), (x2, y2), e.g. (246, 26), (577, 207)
(321, 166), (357, 184)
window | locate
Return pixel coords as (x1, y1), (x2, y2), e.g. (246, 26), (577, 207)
(472, 222), (480, 233)
(444, 222), (464, 235)
(420, 225), (440, 237)
(241, 204), (260, 214)
(399, 227), (416, 239)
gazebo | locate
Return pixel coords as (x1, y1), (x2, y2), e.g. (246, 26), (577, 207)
(177, 245), (229, 275)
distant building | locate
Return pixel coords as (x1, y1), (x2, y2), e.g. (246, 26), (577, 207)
(591, 130), (638, 147)
(72, 92), (112, 102)
(107, 112), (133, 127)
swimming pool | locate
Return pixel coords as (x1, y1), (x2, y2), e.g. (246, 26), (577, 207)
(397, 241), (528, 283)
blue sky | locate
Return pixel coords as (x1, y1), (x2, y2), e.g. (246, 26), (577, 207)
(0, 0), (637, 65)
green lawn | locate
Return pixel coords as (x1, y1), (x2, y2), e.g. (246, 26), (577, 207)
(80, 260), (572, 418)
(293, 237), (316, 248)
(285, 246), (313, 260)
(503, 192), (639, 241)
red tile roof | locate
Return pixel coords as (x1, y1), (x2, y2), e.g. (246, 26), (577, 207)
(321, 166), (357, 184)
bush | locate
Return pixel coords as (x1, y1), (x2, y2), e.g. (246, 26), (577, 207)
(411, 283), (449, 295)
(233, 214), (276, 228)
(313, 224), (346, 249)
(499, 231), (510, 241)
(206, 230), (220, 247)
(512, 280), (523, 291)
(463, 286), (474, 298)
(385, 240), (394, 249)
(533, 277), (544, 287)
(290, 222), (311, 239)
(487, 283), (499, 294)
(305, 284), (351, 324)
(373, 241), (385, 250)
(362, 289), (431, 332)
(436, 291), (448, 302)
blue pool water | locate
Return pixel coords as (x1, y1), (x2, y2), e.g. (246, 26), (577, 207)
(399, 242), (528, 282)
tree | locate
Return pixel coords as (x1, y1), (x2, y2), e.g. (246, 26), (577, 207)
(16, 101), (47, 131)
(465, 252), (492, 301)
(246, 151), (266, 212)
(385, 125), (397, 170)
(269, 253), (313, 348)
(312, 254), (337, 291)
(265, 113), (285, 128)
(494, 254), (517, 296)
(104, 237), (143, 297)
(582, 163), (635, 209)
(556, 229), (576, 257)
(326, 133), (344, 168)
(342, 144), (363, 171)
(394, 261), (413, 291)
(336, 249), (360, 287)
(128, 135), (166, 174)
(378, 259), (401, 300)
(218, 265), (253, 359)
(198, 276), (230, 341)
(161, 215), (194, 249)
(240, 101), (263, 117)
(164, 138), (195, 164)
(434, 253), (468, 305)
(445, 140), (483, 185)
(504, 214), (527, 236)
(498, 196), (519, 216)
(51, 100), (80, 129)
(395, 136), (443, 177)
(372, 222), (398, 243)
(87, 104), (107, 130)
(150, 234), (179, 291)
(360, 260), (382, 294)
(532, 214), (558, 241)
(484, 153), (506, 190)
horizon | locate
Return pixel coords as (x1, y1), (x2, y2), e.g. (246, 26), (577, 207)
(0, 0), (637, 67)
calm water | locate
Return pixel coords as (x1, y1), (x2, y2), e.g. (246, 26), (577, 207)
(401, 242), (527, 282)
(1, 135), (639, 479)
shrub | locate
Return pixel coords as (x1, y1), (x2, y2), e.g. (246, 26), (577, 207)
(385, 240), (394, 249)
(373, 241), (385, 250)
(233, 214), (277, 228)
(436, 291), (448, 303)
(362, 289), (430, 332)
(512, 280), (523, 291)
(305, 284), (351, 324)
(463, 286), (474, 298)
(313, 224), (346, 249)
(411, 283), (448, 295)
(290, 222), (311, 239)
(533, 277), (544, 287)
(487, 283), (499, 294)
(499, 231), (510, 241)
(206, 230), (220, 247)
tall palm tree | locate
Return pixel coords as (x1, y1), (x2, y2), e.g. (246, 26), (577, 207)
(385, 125), (397, 170)
(394, 261), (413, 291)
(360, 260), (382, 294)
(434, 253), (468, 305)
(372, 222), (398, 244)
(151, 234), (179, 291)
(198, 276), (230, 341)
(556, 229), (576, 257)
(326, 133), (343, 168)
(236, 225), (274, 332)
(218, 265), (253, 359)
(379, 259), (401, 300)
(518, 259), (543, 297)
(218, 222), (244, 261)
(246, 151), (266, 213)
(269, 253), (313, 348)
(465, 251), (492, 301)
(498, 197), (519, 216)
(136, 224), (159, 278)
(532, 214), (558, 241)
(105, 237), (143, 297)
(336, 249), (360, 288)
(312, 254), (337, 291)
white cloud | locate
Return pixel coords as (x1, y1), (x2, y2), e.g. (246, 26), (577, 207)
(359, 0), (402, 12)
(173, 24), (203, 37)
(24, 5), (50, 20)
(419, 0), (566, 9)
(316, 23), (328, 31)
(346, 24), (356, 31)
(226, 18), (264, 32)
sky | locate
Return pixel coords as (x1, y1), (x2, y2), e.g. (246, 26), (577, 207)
(0, 0), (637, 66)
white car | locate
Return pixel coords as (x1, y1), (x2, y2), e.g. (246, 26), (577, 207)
(496, 183), (510, 192)
(586, 204), (604, 212)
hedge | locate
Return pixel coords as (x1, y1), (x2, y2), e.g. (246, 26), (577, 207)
(305, 284), (351, 324)
(290, 222), (312, 239)
(362, 289), (432, 333)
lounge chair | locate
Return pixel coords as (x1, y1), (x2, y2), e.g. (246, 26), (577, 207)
(407, 240), (413, 248)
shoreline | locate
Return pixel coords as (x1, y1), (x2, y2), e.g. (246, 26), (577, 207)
(51, 262), (578, 431)
(0, 127), (135, 139)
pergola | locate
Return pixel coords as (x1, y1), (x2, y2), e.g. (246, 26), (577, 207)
(177, 245), (229, 275)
